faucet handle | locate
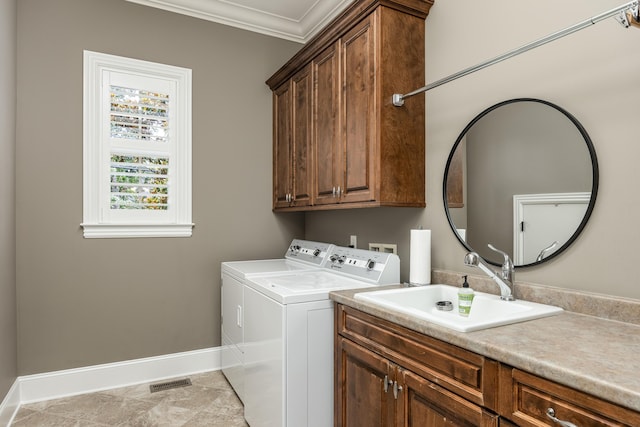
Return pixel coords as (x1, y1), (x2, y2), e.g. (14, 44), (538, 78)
(487, 244), (514, 269)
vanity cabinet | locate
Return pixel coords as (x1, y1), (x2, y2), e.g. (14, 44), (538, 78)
(267, 0), (432, 211)
(335, 303), (640, 427)
(336, 304), (500, 426)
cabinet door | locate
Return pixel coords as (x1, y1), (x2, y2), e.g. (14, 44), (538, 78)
(290, 65), (313, 207)
(340, 14), (377, 204)
(399, 369), (499, 427)
(336, 337), (395, 427)
(313, 42), (341, 205)
(273, 82), (292, 209)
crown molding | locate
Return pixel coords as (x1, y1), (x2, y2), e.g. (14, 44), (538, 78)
(126, 0), (354, 43)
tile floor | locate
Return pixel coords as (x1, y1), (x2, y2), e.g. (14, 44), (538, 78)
(11, 371), (248, 427)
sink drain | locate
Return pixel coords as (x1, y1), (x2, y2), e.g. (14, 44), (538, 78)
(435, 300), (453, 311)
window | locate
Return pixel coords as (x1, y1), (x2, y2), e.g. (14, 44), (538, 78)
(82, 51), (193, 238)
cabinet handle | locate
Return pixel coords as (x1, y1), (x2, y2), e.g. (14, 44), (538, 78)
(546, 408), (578, 427)
(383, 375), (390, 393)
(332, 187), (336, 197)
(337, 186), (342, 197)
(393, 381), (403, 399)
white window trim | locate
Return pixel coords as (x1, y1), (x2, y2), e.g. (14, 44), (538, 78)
(82, 51), (193, 238)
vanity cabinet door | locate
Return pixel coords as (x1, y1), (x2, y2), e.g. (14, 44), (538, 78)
(498, 365), (640, 427)
(336, 336), (396, 427)
(399, 369), (499, 427)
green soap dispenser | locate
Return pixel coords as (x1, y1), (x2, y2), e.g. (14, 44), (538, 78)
(458, 275), (474, 317)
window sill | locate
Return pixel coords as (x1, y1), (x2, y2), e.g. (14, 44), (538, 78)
(81, 223), (194, 238)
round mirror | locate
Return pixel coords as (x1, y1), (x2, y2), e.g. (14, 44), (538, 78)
(443, 98), (598, 267)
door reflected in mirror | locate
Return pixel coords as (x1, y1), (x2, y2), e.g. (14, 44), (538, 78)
(443, 98), (599, 267)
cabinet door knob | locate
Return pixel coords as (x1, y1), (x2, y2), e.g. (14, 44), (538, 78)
(332, 187), (336, 197)
(546, 408), (578, 427)
(393, 381), (403, 399)
(337, 186), (342, 197)
(383, 375), (390, 393)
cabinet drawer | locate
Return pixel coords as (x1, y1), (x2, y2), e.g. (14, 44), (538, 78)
(337, 304), (499, 409)
(499, 366), (640, 426)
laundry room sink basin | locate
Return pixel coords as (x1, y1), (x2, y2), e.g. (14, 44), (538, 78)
(354, 284), (563, 332)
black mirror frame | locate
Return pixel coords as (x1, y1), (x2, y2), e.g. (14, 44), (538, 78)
(443, 98), (599, 268)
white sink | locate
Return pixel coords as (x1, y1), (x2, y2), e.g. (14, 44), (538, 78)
(354, 284), (563, 332)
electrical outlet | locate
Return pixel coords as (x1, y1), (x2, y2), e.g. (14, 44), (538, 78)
(369, 243), (397, 254)
(350, 235), (357, 248)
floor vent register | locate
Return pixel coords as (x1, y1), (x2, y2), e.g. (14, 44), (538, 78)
(149, 378), (192, 393)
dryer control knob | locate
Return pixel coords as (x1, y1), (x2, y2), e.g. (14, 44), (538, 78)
(367, 259), (376, 271)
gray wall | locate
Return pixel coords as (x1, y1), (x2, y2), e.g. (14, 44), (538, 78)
(1, 0), (18, 402)
(306, 0), (640, 300)
(12, 0), (640, 381)
(16, 0), (303, 375)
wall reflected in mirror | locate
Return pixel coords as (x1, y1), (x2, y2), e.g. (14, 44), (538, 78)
(443, 98), (599, 267)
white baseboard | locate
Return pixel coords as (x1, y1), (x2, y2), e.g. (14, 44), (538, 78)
(0, 347), (221, 425)
(0, 380), (20, 427)
(17, 346), (220, 406)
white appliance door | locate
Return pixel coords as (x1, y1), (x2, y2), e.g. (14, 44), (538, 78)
(286, 300), (334, 427)
(244, 286), (285, 427)
(221, 273), (244, 400)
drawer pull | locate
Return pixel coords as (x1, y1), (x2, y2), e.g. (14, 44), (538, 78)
(546, 408), (578, 427)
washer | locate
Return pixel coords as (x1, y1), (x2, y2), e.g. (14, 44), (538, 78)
(242, 246), (400, 427)
(221, 240), (334, 403)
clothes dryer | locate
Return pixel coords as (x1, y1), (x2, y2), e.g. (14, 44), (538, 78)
(220, 239), (333, 402)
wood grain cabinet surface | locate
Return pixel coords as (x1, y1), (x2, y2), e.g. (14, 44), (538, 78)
(336, 304), (499, 426)
(272, 65), (313, 209)
(267, 0), (432, 211)
(335, 304), (640, 427)
(498, 365), (640, 427)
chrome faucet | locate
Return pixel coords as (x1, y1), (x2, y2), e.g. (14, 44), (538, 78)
(463, 244), (515, 301)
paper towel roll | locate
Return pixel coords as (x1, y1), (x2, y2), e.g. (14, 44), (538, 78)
(410, 229), (431, 285)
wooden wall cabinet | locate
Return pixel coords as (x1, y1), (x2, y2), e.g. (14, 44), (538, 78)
(267, 0), (432, 211)
(336, 304), (640, 427)
(272, 65), (313, 209)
